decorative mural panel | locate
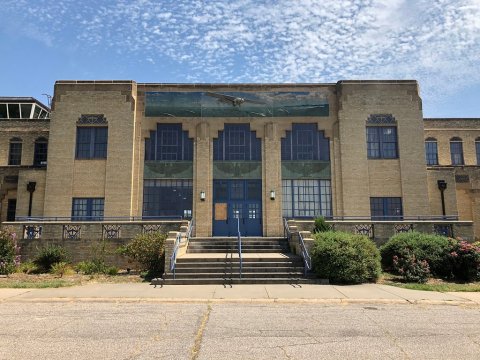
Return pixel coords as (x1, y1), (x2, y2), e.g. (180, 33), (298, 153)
(281, 161), (331, 179)
(213, 161), (262, 179)
(145, 91), (329, 117)
(144, 161), (193, 179)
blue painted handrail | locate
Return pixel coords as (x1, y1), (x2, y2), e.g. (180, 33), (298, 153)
(237, 217), (242, 279)
(186, 218), (195, 247)
(170, 231), (182, 280)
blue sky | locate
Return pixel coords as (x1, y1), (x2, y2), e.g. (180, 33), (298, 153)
(1, 0), (479, 117)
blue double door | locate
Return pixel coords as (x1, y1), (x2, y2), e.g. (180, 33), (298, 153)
(213, 179), (262, 236)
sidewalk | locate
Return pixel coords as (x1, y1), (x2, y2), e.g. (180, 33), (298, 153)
(1, 283), (480, 305)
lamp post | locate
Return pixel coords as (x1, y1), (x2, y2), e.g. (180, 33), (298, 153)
(27, 181), (36, 217)
(437, 180), (447, 218)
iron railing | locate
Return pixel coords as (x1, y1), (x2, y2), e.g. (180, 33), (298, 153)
(237, 217), (242, 279)
(186, 218), (195, 247)
(285, 215), (459, 221)
(15, 215), (184, 222)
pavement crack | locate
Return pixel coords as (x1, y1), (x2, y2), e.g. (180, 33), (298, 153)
(190, 303), (212, 360)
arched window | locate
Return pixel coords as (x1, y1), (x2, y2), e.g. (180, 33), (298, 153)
(8, 137), (22, 165)
(450, 137), (464, 165)
(476, 137), (480, 166)
(34, 137), (48, 166)
(425, 137), (438, 165)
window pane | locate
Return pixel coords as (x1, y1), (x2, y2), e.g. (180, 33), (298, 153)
(9, 141), (22, 165)
(7, 104), (20, 118)
(34, 139), (48, 165)
(94, 127), (108, 158)
(450, 141), (464, 165)
(142, 179), (192, 218)
(0, 104), (7, 118)
(425, 141), (438, 165)
(32, 105), (41, 119)
(370, 197), (403, 220)
(76, 128), (92, 159)
(282, 179), (331, 218)
(20, 104), (32, 118)
(476, 142), (480, 166)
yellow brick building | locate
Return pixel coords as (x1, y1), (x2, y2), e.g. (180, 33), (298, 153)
(1, 80), (479, 240)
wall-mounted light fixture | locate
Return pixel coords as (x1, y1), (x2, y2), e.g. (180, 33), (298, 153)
(26, 181), (37, 217)
(200, 191), (206, 201)
(437, 180), (447, 217)
(270, 190), (276, 200)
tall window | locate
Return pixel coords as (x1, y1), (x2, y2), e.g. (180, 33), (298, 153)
(425, 137), (438, 165)
(366, 127), (398, 159)
(282, 180), (332, 218)
(214, 124), (261, 161)
(476, 138), (480, 166)
(8, 137), (22, 165)
(71, 198), (104, 221)
(76, 127), (108, 159)
(281, 124), (329, 161)
(33, 137), (48, 166)
(450, 137), (464, 165)
(370, 197), (403, 220)
(143, 179), (192, 218)
(145, 124), (193, 161)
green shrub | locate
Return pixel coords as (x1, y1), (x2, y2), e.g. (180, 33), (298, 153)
(17, 261), (39, 274)
(34, 245), (69, 273)
(105, 266), (118, 276)
(380, 232), (453, 278)
(75, 260), (104, 275)
(393, 248), (430, 283)
(118, 232), (166, 277)
(51, 262), (69, 278)
(0, 228), (20, 275)
(313, 216), (332, 233)
(311, 231), (381, 284)
(447, 240), (480, 282)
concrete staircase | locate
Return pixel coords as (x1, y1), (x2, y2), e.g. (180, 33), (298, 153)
(160, 237), (319, 285)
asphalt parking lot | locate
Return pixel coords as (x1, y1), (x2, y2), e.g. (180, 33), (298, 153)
(1, 301), (479, 359)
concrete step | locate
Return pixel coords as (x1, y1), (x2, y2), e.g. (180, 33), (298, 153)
(187, 248), (288, 253)
(165, 272), (304, 279)
(155, 278), (328, 285)
(176, 255), (303, 263)
(174, 262), (303, 269)
(174, 266), (303, 273)
(190, 237), (286, 242)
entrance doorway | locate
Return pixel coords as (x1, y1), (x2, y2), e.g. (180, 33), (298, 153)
(213, 180), (262, 236)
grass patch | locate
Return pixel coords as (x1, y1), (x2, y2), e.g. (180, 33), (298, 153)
(0, 279), (77, 288)
(381, 272), (480, 292)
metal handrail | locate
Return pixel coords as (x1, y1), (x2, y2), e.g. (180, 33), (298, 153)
(298, 231), (312, 276)
(170, 231), (182, 280)
(237, 217), (242, 279)
(185, 218), (195, 247)
(284, 218), (311, 277)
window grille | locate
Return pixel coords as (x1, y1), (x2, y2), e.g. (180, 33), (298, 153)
(71, 198), (104, 221)
(8, 138), (22, 165)
(213, 124), (261, 161)
(145, 124), (192, 161)
(281, 124), (329, 161)
(370, 197), (403, 220)
(75, 127), (108, 159)
(366, 127), (398, 159)
(450, 138), (464, 165)
(282, 179), (332, 218)
(34, 137), (48, 166)
(425, 138), (438, 165)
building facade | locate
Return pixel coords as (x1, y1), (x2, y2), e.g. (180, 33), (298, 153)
(0, 80), (479, 240)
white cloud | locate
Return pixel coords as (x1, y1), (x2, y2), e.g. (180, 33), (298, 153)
(3, 0), (480, 105)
